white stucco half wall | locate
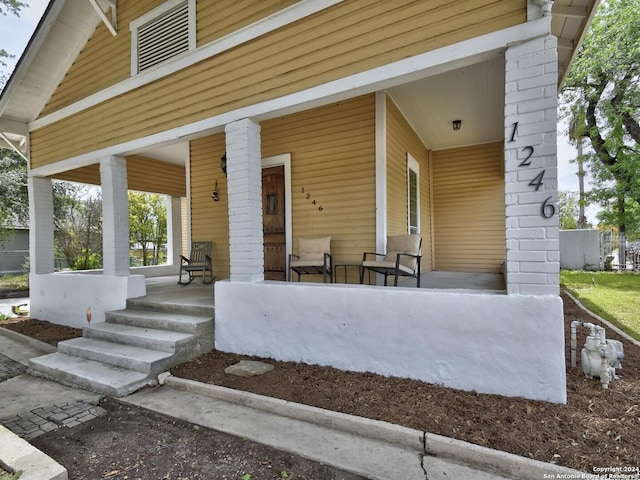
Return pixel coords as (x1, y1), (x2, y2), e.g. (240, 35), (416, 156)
(215, 281), (567, 403)
(29, 273), (146, 327)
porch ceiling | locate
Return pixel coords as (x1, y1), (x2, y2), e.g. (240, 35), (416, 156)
(387, 57), (505, 151)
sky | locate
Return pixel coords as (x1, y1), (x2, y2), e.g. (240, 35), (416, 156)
(0, 1), (599, 223)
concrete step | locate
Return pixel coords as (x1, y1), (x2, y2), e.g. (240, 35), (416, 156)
(106, 308), (212, 335)
(84, 322), (194, 353)
(29, 353), (155, 397)
(126, 297), (214, 318)
(58, 337), (175, 375)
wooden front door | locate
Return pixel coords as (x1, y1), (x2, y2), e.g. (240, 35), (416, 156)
(262, 165), (286, 280)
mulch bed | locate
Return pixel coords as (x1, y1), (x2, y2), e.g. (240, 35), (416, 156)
(2, 292), (639, 473)
(1, 318), (82, 346)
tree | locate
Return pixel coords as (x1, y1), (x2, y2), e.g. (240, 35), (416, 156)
(128, 192), (167, 266)
(0, 149), (28, 244)
(0, 0), (27, 87)
(0, 148), (86, 231)
(558, 191), (579, 230)
(561, 0), (640, 257)
(0, 0), (26, 16)
(55, 189), (103, 270)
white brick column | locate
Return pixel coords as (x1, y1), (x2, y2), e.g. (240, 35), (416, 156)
(28, 176), (54, 274)
(100, 155), (130, 276)
(225, 118), (263, 282)
(165, 195), (183, 265)
(504, 35), (559, 296)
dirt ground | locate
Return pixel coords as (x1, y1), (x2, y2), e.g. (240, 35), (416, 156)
(29, 397), (366, 480)
(2, 291), (640, 474)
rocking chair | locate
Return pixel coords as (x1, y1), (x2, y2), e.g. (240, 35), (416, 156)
(178, 241), (215, 285)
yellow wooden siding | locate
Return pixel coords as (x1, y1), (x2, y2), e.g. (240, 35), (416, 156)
(189, 94), (376, 281)
(51, 155), (186, 197)
(31, 0), (524, 168)
(198, 0), (298, 45)
(189, 133), (229, 279)
(431, 143), (505, 273)
(385, 95), (432, 270)
(42, 0), (296, 116)
(42, 1), (165, 115)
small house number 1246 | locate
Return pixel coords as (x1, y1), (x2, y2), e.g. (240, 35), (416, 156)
(507, 122), (555, 219)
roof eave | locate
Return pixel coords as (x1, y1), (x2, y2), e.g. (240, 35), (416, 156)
(558, 0), (601, 89)
(0, 0), (63, 116)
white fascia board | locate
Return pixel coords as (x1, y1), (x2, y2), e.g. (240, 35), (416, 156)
(30, 18), (551, 178)
(0, 0), (67, 116)
(31, 0), (344, 131)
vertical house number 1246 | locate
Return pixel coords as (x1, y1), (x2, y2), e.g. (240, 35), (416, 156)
(508, 122), (555, 219)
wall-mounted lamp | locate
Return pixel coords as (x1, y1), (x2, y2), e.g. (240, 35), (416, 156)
(220, 152), (227, 176)
(212, 179), (219, 202)
(452, 120), (462, 131)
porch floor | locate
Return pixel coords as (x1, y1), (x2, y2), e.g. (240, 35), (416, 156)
(399, 270), (506, 292)
(141, 270), (505, 306)
(141, 276), (215, 307)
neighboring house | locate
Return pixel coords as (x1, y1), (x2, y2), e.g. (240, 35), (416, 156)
(0, 0), (599, 403)
(0, 224), (29, 275)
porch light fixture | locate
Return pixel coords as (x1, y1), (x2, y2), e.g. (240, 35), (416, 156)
(220, 153), (227, 176)
(452, 120), (462, 131)
(212, 179), (219, 202)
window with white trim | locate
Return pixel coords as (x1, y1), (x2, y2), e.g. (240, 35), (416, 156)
(130, 0), (196, 75)
(407, 153), (420, 235)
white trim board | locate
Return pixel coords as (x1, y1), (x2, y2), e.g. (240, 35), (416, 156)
(374, 91), (387, 257)
(30, 18), (551, 178)
(30, 0), (344, 131)
(407, 152), (420, 235)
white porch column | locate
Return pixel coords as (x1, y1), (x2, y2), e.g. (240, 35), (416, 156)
(504, 34), (559, 295)
(165, 195), (183, 265)
(225, 118), (263, 282)
(100, 155), (129, 276)
(27, 176), (54, 274)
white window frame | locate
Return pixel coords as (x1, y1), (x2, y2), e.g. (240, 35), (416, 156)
(407, 153), (420, 235)
(130, 0), (196, 76)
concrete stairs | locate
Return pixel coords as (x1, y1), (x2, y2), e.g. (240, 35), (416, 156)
(28, 298), (214, 397)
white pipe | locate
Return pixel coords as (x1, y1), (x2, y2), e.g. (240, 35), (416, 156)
(570, 320), (583, 368)
(597, 326), (610, 389)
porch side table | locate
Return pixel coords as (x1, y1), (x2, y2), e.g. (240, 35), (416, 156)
(333, 262), (362, 284)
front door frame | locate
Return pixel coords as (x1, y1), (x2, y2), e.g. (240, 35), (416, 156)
(262, 153), (292, 277)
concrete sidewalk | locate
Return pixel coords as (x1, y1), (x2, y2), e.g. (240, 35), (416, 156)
(0, 328), (103, 480)
(0, 296), (29, 320)
(0, 328), (587, 480)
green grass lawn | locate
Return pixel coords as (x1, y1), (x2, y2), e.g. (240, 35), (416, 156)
(0, 273), (29, 293)
(561, 270), (640, 341)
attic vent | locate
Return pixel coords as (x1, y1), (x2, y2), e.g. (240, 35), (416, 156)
(130, 0), (195, 75)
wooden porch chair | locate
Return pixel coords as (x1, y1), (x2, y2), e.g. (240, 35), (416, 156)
(288, 236), (333, 283)
(360, 234), (422, 287)
(178, 241), (214, 285)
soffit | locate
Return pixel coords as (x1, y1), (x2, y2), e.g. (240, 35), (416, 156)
(552, 0), (600, 86)
(0, 0), (99, 124)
